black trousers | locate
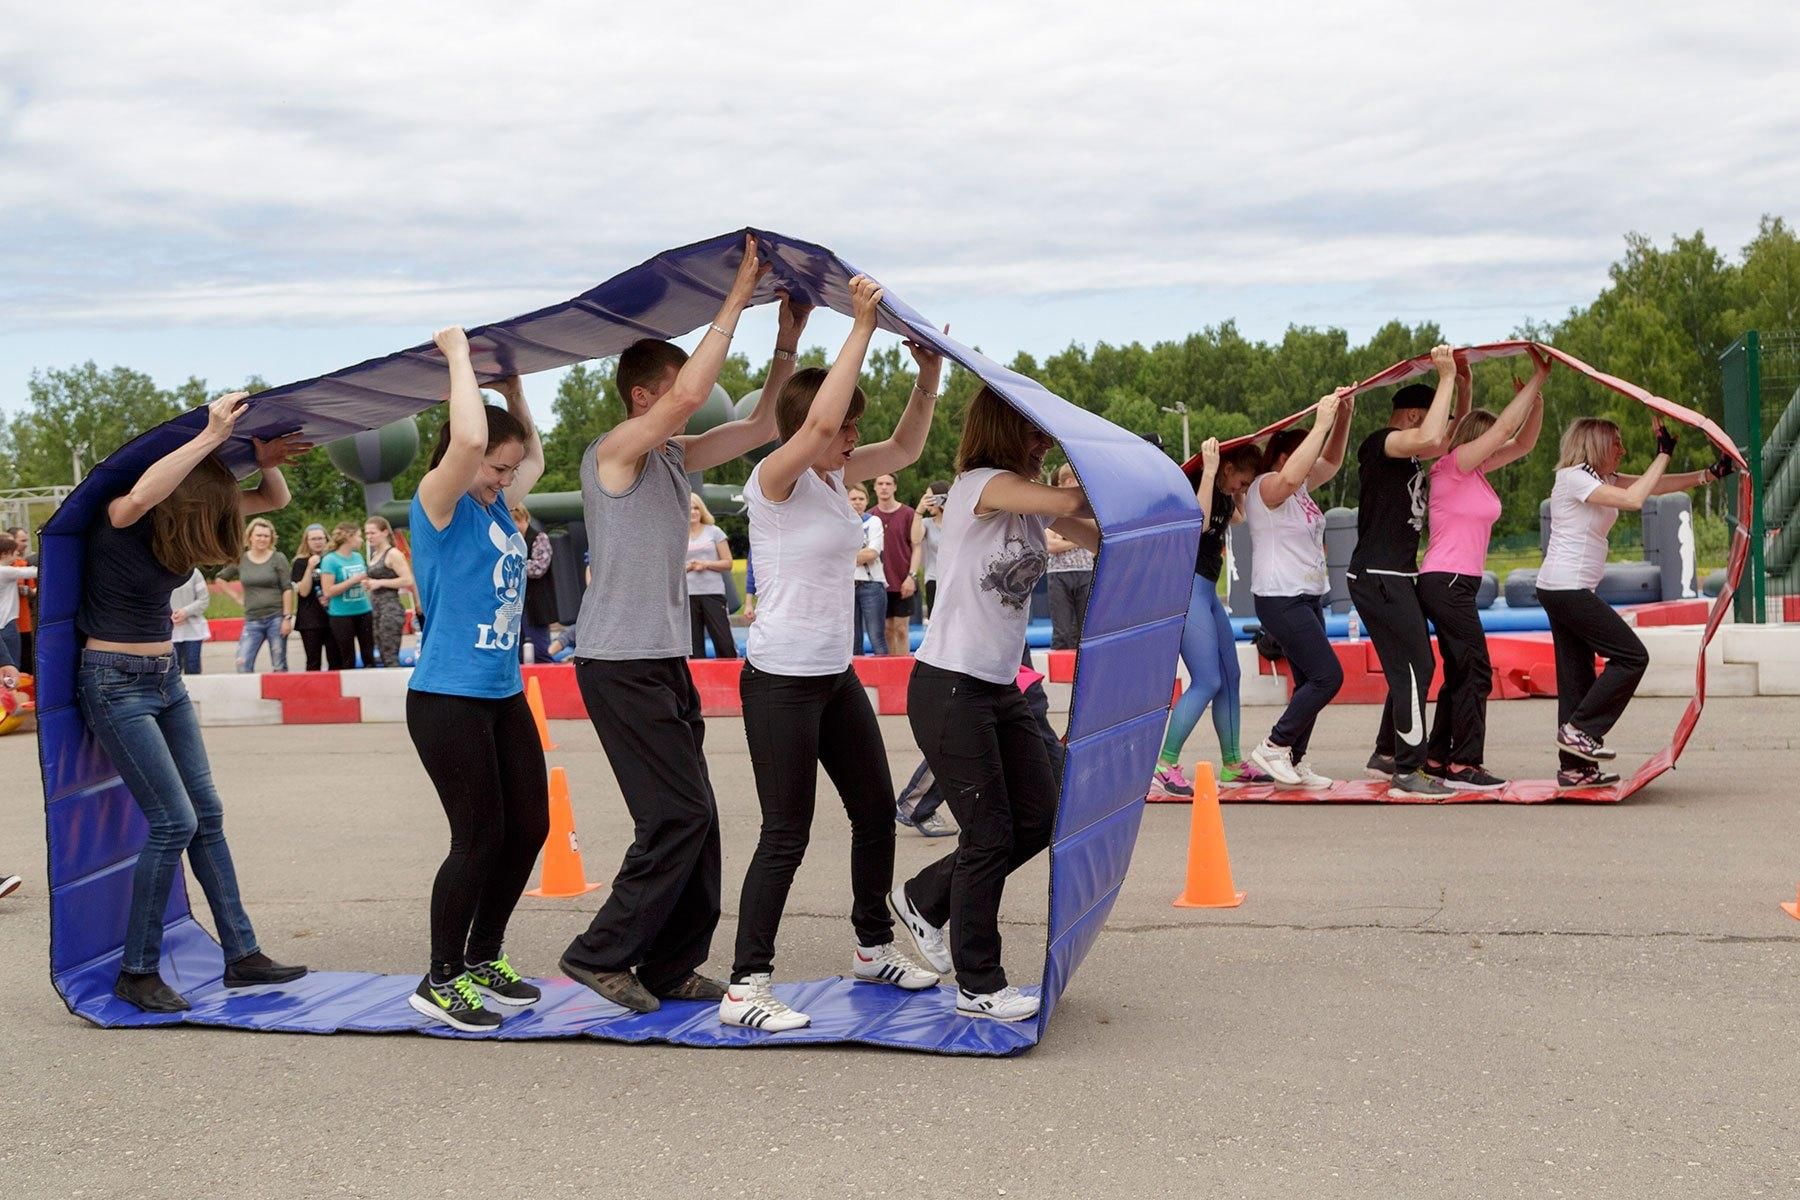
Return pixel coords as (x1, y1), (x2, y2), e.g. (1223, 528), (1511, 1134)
(911, 646), (1064, 824)
(563, 657), (722, 992)
(903, 662), (1056, 993)
(732, 664), (895, 980)
(406, 689), (550, 978)
(1537, 588), (1649, 769)
(329, 612), (374, 670)
(689, 595), (736, 659)
(1252, 594), (1342, 760)
(1417, 572), (1491, 767)
(1349, 573), (1436, 774)
(1047, 570), (1092, 650)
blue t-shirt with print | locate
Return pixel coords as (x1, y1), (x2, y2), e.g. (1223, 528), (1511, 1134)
(407, 489), (528, 699)
(319, 550), (372, 616)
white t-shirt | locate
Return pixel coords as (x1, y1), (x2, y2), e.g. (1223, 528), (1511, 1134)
(744, 462), (864, 676)
(916, 467), (1051, 685)
(1538, 465), (1619, 591)
(685, 524), (729, 597)
(169, 569), (211, 644)
(1246, 473), (1328, 597)
(853, 514), (884, 583)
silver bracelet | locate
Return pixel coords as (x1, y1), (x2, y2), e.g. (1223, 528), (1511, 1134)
(913, 384), (942, 400)
(708, 322), (733, 340)
(771, 348), (797, 362)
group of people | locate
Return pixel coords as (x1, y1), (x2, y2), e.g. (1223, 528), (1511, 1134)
(1151, 344), (1735, 801)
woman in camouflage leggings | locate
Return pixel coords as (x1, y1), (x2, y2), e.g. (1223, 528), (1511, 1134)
(363, 516), (414, 667)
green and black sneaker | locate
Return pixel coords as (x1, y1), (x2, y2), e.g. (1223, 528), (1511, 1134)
(464, 954), (541, 1009)
(409, 973), (503, 1033)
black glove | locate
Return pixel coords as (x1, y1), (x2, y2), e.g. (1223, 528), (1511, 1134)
(1707, 455), (1737, 481)
(1654, 424), (1678, 457)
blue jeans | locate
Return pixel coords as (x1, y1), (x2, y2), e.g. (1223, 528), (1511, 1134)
(175, 640), (203, 674)
(1160, 575), (1242, 766)
(76, 651), (259, 974)
(235, 613), (289, 672)
(854, 580), (888, 656)
(0, 621), (18, 670)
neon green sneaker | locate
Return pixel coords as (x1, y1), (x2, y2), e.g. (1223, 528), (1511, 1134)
(1218, 760), (1273, 786)
(464, 954), (541, 1009)
(409, 973), (502, 1032)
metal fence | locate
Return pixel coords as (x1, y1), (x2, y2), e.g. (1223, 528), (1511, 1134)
(1720, 330), (1800, 623)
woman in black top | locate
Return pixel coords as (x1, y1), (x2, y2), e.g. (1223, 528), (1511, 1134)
(289, 523), (340, 670)
(77, 392), (311, 1011)
(1345, 344), (1459, 800)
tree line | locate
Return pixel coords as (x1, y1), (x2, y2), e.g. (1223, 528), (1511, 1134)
(4, 216), (1795, 556)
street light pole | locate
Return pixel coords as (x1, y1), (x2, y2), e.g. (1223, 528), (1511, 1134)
(1160, 403), (1190, 461)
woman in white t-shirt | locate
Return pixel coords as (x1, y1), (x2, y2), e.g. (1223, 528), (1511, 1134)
(887, 387), (1099, 1025)
(1244, 389), (1352, 789)
(720, 277), (944, 1033)
(1536, 416), (1732, 787)
(685, 494), (735, 658)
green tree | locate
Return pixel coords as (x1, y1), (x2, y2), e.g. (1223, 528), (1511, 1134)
(7, 362), (191, 486)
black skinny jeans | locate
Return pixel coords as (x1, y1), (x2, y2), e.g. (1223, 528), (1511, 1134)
(406, 689), (550, 978)
(1252, 594), (1342, 760)
(562, 657), (722, 993)
(731, 663), (895, 980)
(1537, 588), (1649, 769)
(689, 595), (736, 659)
(1417, 572), (1491, 767)
(330, 611), (374, 670)
(902, 662), (1056, 994)
(1348, 573), (1436, 774)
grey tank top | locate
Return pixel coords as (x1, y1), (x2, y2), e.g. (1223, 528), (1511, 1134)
(572, 433), (691, 660)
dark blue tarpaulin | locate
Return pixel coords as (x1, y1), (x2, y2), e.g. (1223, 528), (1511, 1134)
(38, 229), (1201, 1054)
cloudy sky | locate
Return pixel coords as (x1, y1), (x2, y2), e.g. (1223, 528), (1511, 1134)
(2, 1), (1796, 429)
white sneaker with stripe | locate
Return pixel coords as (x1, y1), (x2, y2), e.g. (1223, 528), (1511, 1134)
(851, 942), (939, 990)
(718, 974), (810, 1032)
(955, 985), (1040, 1022)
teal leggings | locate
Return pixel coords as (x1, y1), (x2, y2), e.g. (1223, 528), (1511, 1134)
(1159, 574), (1241, 766)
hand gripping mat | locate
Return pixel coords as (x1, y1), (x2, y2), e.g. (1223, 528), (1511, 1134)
(36, 229), (1201, 1054)
(1181, 341), (1751, 804)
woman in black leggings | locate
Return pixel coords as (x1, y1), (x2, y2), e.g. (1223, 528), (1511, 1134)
(402, 327), (549, 1033)
(719, 277), (942, 1032)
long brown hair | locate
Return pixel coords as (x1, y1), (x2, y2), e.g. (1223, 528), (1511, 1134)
(427, 405), (527, 471)
(151, 454), (243, 574)
(955, 387), (1042, 475)
(1448, 408), (1500, 452)
(775, 367), (866, 442)
(328, 522), (361, 552)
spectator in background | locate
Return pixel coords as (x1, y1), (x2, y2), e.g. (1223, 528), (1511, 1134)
(290, 523), (340, 670)
(217, 516), (293, 672)
(870, 473), (916, 654)
(910, 480), (949, 622)
(512, 503), (556, 664)
(7, 526), (35, 674)
(0, 534), (36, 670)
(685, 494), (735, 659)
(1, 631), (19, 897)
(849, 483), (886, 655)
(320, 522), (375, 669)
(363, 516), (414, 668)
(169, 568), (210, 674)
(1044, 463), (1095, 649)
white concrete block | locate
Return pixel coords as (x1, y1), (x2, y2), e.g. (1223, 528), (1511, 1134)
(184, 675), (282, 726)
(1720, 624), (1800, 666)
(1240, 669), (1292, 707)
(338, 669), (415, 698)
(1042, 682), (1072, 714)
(1751, 658), (1800, 695)
(864, 687), (882, 715)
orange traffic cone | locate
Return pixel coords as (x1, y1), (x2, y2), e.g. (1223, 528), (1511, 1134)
(526, 675), (558, 751)
(1172, 762), (1244, 908)
(527, 767), (603, 898)
(1783, 884), (1799, 921)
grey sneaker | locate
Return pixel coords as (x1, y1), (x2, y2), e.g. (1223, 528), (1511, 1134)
(1364, 752), (1397, 780)
(1388, 771), (1455, 800)
(916, 808), (958, 837)
(560, 957), (660, 1013)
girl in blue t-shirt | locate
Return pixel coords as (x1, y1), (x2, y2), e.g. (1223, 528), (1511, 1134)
(318, 524), (375, 669)
(402, 326), (548, 1033)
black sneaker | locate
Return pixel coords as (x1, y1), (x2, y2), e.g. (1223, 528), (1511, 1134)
(1557, 764), (1622, 789)
(1365, 752), (1397, 781)
(652, 971), (729, 1002)
(464, 954), (541, 1008)
(1556, 723), (1615, 762)
(1440, 764), (1507, 791)
(1421, 761), (1449, 780)
(223, 951), (308, 988)
(114, 969), (190, 1013)
(560, 957), (660, 1012)
(409, 974), (503, 1032)
(1388, 771), (1455, 800)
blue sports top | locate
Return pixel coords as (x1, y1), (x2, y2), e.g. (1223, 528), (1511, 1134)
(407, 489), (529, 699)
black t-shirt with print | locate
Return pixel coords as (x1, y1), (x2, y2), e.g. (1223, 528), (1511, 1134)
(1194, 485), (1233, 582)
(1349, 427), (1426, 574)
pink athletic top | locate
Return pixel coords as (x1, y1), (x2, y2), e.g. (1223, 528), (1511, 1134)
(1419, 453), (1501, 576)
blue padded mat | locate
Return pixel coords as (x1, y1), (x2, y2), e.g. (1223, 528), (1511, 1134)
(38, 229), (1200, 1055)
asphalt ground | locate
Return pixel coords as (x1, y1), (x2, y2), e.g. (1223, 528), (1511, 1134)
(3, 688), (1798, 1199)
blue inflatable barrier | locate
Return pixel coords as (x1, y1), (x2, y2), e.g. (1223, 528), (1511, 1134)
(37, 229), (1200, 1054)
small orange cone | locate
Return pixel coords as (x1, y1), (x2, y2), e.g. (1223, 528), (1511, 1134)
(1783, 884), (1799, 921)
(527, 767), (603, 898)
(526, 675), (558, 751)
(1173, 762), (1244, 908)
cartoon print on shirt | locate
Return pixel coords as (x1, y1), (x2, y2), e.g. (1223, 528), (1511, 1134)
(1406, 458), (1427, 534)
(978, 533), (1048, 611)
(474, 519), (529, 651)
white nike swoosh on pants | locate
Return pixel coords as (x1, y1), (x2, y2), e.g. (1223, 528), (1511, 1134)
(1394, 668), (1425, 747)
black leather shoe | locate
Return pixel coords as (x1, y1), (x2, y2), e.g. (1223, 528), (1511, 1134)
(223, 952), (308, 988)
(114, 970), (190, 1013)
(651, 971), (729, 1002)
(559, 957), (660, 1012)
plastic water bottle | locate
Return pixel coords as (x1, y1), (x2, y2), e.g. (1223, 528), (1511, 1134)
(1347, 610), (1360, 643)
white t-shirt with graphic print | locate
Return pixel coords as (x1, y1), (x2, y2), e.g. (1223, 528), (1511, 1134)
(915, 467), (1051, 685)
(1537, 465), (1620, 592)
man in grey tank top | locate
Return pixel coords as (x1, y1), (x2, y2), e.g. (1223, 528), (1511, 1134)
(560, 236), (812, 1013)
